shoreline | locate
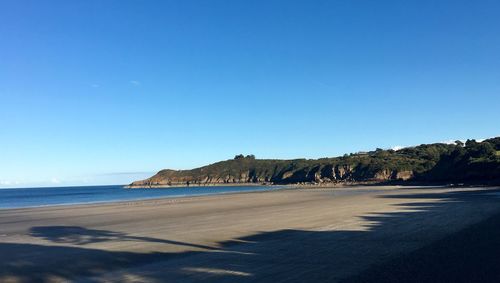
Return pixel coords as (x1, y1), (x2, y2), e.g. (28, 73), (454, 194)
(1, 183), (482, 211)
(125, 181), (388, 189)
(125, 180), (500, 189)
(0, 185), (293, 212)
(3, 184), (413, 212)
(124, 182), (275, 189)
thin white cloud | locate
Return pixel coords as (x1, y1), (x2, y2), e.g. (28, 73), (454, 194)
(51, 178), (61, 184)
(440, 139), (461, 145)
(97, 171), (155, 176)
(313, 80), (334, 88)
(440, 138), (488, 144)
(130, 80), (141, 86)
(90, 84), (100, 88)
(0, 180), (21, 187)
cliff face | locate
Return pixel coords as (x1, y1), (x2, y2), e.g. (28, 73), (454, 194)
(130, 159), (416, 187)
(130, 137), (500, 188)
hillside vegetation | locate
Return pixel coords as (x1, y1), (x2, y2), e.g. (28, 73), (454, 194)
(130, 137), (500, 187)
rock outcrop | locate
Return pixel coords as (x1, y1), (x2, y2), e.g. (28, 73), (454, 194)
(129, 137), (500, 188)
(129, 158), (415, 187)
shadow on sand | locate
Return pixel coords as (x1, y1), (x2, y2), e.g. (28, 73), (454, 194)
(29, 226), (216, 250)
(1, 188), (500, 282)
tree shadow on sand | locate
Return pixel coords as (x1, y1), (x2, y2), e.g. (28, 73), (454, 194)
(1, 188), (500, 282)
(29, 226), (216, 250)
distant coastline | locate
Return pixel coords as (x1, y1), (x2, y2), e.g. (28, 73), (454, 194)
(129, 137), (500, 189)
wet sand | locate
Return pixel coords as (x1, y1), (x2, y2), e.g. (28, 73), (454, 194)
(1, 186), (499, 282)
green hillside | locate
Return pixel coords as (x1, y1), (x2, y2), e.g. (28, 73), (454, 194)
(130, 137), (500, 187)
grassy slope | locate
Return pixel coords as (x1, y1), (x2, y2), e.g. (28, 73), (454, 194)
(133, 137), (500, 186)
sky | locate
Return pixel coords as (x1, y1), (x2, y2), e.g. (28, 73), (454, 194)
(1, 0), (499, 188)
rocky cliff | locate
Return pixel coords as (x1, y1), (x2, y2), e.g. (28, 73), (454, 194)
(130, 137), (500, 188)
(130, 156), (417, 187)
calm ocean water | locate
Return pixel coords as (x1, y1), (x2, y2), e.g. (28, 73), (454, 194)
(0, 185), (283, 209)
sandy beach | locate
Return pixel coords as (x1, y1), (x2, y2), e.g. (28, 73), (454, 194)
(1, 186), (500, 282)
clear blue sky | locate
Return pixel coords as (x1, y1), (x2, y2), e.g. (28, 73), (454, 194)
(1, 0), (499, 188)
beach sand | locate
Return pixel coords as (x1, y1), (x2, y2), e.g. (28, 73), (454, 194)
(1, 186), (499, 282)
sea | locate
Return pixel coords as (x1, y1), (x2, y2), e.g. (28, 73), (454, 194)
(0, 185), (284, 209)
